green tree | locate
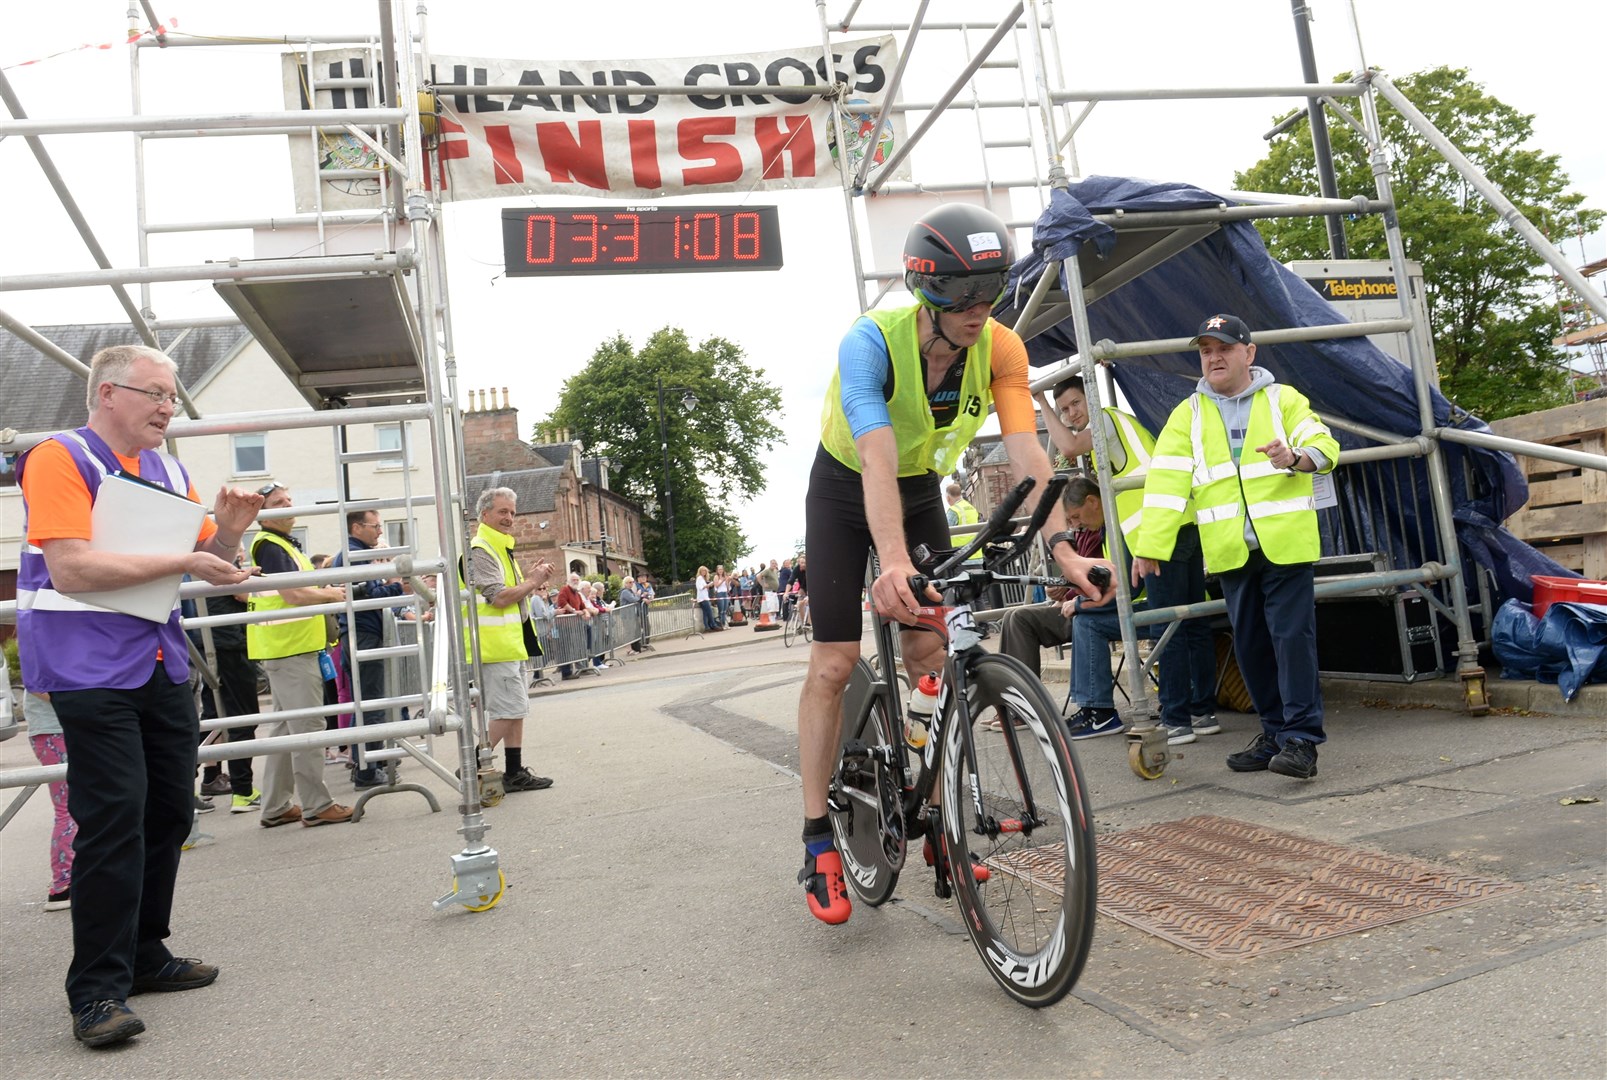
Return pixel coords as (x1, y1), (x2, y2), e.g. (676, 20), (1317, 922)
(1237, 66), (1602, 420)
(543, 327), (783, 583)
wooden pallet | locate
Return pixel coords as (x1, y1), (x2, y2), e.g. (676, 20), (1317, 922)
(1490, 399), (1607, 579)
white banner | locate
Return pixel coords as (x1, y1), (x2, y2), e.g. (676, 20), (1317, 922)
(283, 38), (907, 211)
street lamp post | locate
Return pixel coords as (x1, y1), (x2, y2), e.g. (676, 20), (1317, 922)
(655, 374), (698, 583)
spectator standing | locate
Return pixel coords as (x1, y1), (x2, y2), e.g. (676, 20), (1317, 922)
(248, 485), (353, 829)
(555, 572), (596, 675)
(24, 689), (75, 911)
(714, 565), (731, 626)
(618, 575), (646, 653)
(1040, 373), (1219, 743)
(195, 570), (262, 813)
(333, 509), (405, 789)
(464, 487), (556, 791)
(15, 343), (260, 1047)
(694, 566), (720, 632)
(1132, 313), (1338, 778)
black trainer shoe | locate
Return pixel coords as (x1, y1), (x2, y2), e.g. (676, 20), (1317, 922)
(72, 999), (145, 1047)
(1268, 737), (1319, 779)
(131, 957), (219, 994)
(1226, 732), (1280, 772)
(1066, 707), (1123, 740)
(503, 767), (554, 792)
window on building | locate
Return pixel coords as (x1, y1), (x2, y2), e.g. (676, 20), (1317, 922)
(385, 519), (408, 550)
(376, 423), (406, 468)
(232, 433), (267, 476)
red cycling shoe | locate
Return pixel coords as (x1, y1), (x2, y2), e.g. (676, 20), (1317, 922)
(799, 849), (852, 925)
(924, 834), (990, 884)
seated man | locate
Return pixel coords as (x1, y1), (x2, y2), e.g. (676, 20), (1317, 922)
(996, 476), (1106, 678)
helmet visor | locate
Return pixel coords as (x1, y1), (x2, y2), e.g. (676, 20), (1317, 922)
(914, 270), (1010, 311)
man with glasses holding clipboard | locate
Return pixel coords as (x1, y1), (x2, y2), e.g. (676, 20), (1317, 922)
(15, 345), (262, 1049)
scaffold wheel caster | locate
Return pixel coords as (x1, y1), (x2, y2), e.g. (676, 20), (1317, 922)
(479, 774), (505, 807)
(453, 869), (506, 912)
(1128, 740), (1167, 780)
(1460, 668), (1491, 716)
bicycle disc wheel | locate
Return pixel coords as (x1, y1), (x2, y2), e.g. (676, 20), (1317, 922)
(938, 654), (1097, 1008)
(828, 660), (905, 907)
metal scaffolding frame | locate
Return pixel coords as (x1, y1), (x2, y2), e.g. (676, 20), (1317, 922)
(0, 4), (505, 910)
(817, 0), (1607, 778)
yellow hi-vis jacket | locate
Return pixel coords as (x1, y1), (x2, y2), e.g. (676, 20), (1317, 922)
(247, 530), (327, 660)
(1095, 407), (1156, 545)
(461, 521), (528, 664)
(949, 497), (981, 548)
(1134, 383), (1338, 572)
(820, 306), (993, 478)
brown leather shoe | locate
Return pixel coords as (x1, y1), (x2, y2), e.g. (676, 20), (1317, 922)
(301, 803), (354, 827)
(260, 805), (302, 828)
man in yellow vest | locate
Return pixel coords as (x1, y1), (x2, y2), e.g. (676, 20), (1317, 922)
(796, 202), (1114, 926)
(942, 480), (980, 549)
(248, 484), (353, 828)
(1132, 314), (1340, 780)
(464, 487), (556, 792)
(1041, 375), (1220, 744)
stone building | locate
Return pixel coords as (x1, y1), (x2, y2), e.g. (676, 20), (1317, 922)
(460, 389), (645, 580)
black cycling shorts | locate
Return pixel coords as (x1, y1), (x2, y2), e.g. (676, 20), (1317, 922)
(803, 443), (952, 643)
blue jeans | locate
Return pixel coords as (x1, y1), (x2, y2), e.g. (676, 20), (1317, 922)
(1143, 525), (1219, 728)
(1219, 548), (1325, 746)
(699, 599), (719, 631)
(1071, 526), (1218, 720)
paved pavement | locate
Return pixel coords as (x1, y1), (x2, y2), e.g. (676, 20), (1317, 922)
(1, 624), (1603, 1078)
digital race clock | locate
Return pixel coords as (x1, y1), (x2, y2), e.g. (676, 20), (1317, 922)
(500, 204), (783, 276)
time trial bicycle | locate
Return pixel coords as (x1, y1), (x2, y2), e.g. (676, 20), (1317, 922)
(829, 475), (1103, 1008)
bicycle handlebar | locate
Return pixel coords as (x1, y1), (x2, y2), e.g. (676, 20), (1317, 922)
(905, 474), (1079, 600)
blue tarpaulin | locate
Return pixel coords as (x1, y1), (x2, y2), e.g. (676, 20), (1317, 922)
(1000, 177), (1577, 608)
(1492, 598), (1607, 701)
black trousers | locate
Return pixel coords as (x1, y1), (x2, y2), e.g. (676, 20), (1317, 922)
(54, 666), (197, 1008)
(200, 645), (258, 796)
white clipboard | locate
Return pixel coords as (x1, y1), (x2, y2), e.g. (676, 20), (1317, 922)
(60, 472), (208, 623)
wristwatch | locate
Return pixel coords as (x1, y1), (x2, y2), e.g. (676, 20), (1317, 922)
(1047, 530), (1078, 553)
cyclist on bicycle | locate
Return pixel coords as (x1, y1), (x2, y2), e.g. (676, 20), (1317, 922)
(797, 203), (1114, 925)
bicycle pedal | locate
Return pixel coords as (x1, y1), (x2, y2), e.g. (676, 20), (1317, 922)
(933, 871), (953, 901)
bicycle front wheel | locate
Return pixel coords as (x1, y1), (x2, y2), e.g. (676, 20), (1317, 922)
(782, 612), (797, 647)
(939, 654), (1097, 1008)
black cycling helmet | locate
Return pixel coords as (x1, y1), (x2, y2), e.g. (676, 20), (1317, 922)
(902, 203), (1014, 312)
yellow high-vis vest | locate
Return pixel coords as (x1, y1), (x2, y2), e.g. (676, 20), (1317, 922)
(461, 521), (528, 664)
(247, 530), (327, 660)
(1135, 383), (1338, 572)
(820, 306), (994, 478)
(1094, 407), (1156, 545)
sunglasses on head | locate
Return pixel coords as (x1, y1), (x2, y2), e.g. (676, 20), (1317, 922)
(257, 483), (281, 497)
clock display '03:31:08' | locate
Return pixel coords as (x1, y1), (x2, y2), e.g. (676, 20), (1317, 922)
(499, 205), (783, 275)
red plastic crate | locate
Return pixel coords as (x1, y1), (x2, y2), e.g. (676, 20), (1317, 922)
(1531, 574), (1607, 617)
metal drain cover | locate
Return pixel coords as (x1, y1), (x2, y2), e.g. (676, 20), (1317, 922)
(991, 814), (1522, 959)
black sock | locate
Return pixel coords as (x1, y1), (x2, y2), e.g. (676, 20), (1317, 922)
(803, 815), (833, 856)
(505, 747), (523, 775)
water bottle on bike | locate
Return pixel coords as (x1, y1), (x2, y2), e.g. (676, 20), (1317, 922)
(904, 671), (940, 750)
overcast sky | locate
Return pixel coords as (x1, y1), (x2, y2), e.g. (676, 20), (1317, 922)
(4, 1), (1603, 565)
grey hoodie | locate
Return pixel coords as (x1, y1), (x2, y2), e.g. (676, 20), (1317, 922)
(1195, 366), (1329, 549)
